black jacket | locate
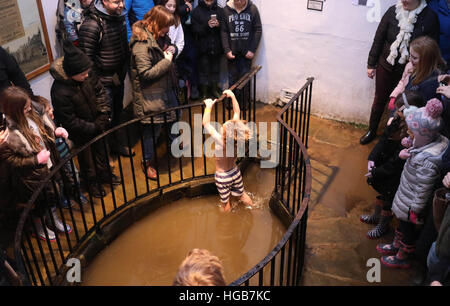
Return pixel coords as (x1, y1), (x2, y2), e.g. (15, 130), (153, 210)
(367, 5), (440, 73)
(192, 0), (223, 56)
(78, 0), (129, 86)
(220, 0), (262, 56)
(0, 47), (33, 97)
(50, 58), (111, 144)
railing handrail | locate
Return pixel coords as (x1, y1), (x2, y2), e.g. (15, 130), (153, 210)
(13, 67), (261, 285)
(229, 78), (313, 285)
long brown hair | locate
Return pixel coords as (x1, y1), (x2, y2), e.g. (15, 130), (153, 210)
(158, 0), (181, 26)
(0, 86), (54, 152)
(131, 5), (175, 41)
(410, 36), (446, 86)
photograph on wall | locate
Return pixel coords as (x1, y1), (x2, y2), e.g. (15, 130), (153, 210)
(0, 0), (53, 79)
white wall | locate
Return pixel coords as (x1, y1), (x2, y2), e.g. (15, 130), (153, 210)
(30, 0), (398, 124)
(252, 0), (397, 124)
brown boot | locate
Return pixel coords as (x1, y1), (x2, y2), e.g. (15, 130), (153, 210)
(141, 161), (157, 180)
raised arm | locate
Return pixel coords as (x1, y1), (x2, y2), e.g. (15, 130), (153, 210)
(223, 89), (240, 121)
(202, 98), (222, 141)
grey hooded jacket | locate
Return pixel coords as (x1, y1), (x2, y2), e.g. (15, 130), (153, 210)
(392, 135), (450, 222)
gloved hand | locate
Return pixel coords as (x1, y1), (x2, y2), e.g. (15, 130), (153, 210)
(409, 210), (419, 224)
(388, 97), (396, 111)
(55, 127), (69, 139)
(399, 148), (411, 160)
(37, 149), (50, 165)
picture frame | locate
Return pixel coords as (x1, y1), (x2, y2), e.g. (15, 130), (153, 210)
(0, 0), (54, 80)
(307, 0), (324, 11)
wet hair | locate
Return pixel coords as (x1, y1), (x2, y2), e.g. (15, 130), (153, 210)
(158, 0), (181, 26)
(131, 5), (175, 41)
(394, 90), (425, 109)
(0, 86), (54, 152)
(173, 249), (226, 286)
(221, 119), (251, 155)
(409, 36), (446, 86)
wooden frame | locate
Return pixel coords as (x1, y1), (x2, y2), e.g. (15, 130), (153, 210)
(307, 0), (324, 11)
(0, 0), (54, 80)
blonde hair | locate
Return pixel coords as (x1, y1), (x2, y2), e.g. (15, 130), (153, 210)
(131, 5), (175, 41)
(222, 119), (251, 152)
(409, 36), (446, 86)
(173, 249), (226, 286)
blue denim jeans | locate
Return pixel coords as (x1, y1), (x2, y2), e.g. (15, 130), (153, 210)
(142, 122), (179, 162)
(227, 55), (251, 86)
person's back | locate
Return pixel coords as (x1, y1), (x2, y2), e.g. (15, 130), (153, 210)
(124, 0), (155, 41)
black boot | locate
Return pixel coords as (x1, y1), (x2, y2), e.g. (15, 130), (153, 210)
(360, 108), (384, 145)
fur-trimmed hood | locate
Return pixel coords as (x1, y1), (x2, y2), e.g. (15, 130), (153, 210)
(50, 57), (76, 85)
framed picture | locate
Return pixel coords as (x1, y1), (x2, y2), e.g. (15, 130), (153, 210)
(0, 0), (53, 80)
(307, 0), (324, 11)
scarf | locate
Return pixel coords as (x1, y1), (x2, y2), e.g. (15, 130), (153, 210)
(386, 0), (427, 66)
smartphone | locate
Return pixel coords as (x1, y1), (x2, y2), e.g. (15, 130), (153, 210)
(210, 14), (217, 22)
(0, 113), (6, 132)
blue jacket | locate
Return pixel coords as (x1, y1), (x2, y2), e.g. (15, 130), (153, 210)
(428, 0), (450, 65)
(125, 0), (155, 41)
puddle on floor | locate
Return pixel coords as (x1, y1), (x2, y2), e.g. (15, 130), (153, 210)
(82, 164), (286, 285)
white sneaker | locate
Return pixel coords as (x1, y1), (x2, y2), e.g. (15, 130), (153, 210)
(47, 208), (72, 234)
(33, 218), (56, 242)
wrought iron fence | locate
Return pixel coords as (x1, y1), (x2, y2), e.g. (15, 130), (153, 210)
(230, 78), (313, 286)
(11, 69), (313, 287)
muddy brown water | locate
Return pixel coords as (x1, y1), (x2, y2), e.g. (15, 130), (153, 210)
(82, 164), (286, 285)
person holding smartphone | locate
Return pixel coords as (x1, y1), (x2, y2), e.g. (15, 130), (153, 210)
(192, 0), (223, 99)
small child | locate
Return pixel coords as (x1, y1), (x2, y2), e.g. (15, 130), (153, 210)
(202, 89), (254, 212)
(362, 91), (425, 239)
(173, 248), (226, 286)
(377, 98), (449, 269)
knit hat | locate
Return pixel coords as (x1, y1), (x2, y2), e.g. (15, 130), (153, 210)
(405, 98), (443, 145)
(62, 40), (92, 77)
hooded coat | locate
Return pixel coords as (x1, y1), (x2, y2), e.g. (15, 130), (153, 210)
(220, 0), (262, 56)
(50, 57), (111, 145)
(192, 0), (223, 56)
(78, 0), (129, 85)
(129, 28), (178, 124)
(392, 134), (449, 221)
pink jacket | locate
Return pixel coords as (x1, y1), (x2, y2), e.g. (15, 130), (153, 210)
(390, 62), (414, 98)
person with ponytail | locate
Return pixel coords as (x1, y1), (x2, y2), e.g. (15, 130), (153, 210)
(360, 0), (440, 145)
(0, 87), (72, 242)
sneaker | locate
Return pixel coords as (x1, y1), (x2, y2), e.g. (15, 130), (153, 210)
(141, 161), (157, 180)
(33, 219), (56, 242)
(72, 193), (88, 206)
(381, 255), (411, 269)
(376, 243), (399, 256)
(47, 208), (72, 234)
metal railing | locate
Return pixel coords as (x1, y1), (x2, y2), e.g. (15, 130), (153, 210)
(12, 69), (314, 287)
(230, 78), (313, 286)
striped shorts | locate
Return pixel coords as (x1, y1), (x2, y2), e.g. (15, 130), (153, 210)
(215, 167), (244, 203)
